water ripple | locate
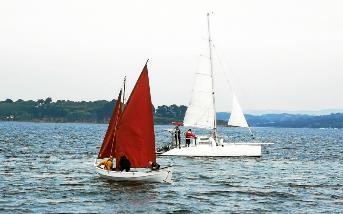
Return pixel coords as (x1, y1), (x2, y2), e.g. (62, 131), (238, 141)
(0, 122), (342, 213)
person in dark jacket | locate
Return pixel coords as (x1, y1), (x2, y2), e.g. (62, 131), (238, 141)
(119, 156), (131, 172)
(174, 126), (181, 149)
(149, 161), (160, 170)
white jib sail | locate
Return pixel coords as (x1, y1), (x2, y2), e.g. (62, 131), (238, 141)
(228, 93), (249, 128)
(184, 58), (215, 129)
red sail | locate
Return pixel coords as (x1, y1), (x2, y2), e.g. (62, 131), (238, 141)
(115, 64), (156, 168)
(98, 90), (122, 159)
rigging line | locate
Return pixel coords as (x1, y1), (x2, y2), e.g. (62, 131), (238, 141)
(195, 72), (212, 77)
(212, 44), (234, 92)
(212, 44), (255, 139)
(110, 77), (125, 108)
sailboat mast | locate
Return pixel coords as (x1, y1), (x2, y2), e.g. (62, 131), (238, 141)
(207, 12), (217, 140)
(123, 76), (126, 105)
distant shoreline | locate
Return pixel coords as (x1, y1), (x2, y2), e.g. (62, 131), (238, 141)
(1, 99), (342, 128)
(1, 116), (342, 129)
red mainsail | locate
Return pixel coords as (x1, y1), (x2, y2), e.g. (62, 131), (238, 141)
(98, 90), (122, 159)
(115, 64), (156, 168)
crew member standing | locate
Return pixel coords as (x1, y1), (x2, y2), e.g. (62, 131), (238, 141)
(185, 129), (196, 147)
(174, 126), (181, 149)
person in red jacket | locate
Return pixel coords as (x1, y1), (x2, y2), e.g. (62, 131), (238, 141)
(185, 129), (196, 147)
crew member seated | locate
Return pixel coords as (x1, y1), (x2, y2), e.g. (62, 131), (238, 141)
(119, 155), (131, 172)
(149, 161), (160, 170)
(98, 156), (113, 170)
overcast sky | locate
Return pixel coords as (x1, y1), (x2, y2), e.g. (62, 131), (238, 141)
(1, 0), (343, 112)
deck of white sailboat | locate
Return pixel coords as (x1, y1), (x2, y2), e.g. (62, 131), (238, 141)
(160, 140), (272, 157)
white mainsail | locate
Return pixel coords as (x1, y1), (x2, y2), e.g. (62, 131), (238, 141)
(228, 93), (249, 128)
(183, 58), (215, 129)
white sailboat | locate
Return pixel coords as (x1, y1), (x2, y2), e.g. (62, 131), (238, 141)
(161, 13), (271, 157)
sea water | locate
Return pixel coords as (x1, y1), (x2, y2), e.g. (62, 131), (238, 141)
(0, 122), (342, 213)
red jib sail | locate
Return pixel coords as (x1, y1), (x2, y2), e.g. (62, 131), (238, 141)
(98, 90), (122, 159)
(115, 64), (156, 168)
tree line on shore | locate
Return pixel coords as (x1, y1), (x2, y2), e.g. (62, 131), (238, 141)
(0, 98), (186, 124)
(0, 98), (342, 128)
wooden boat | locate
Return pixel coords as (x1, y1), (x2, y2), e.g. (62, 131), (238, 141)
(95, 61), (172, 183)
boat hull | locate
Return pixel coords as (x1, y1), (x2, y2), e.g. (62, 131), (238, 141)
(160, 143), (263, 157)
(95, 166), (172, 183)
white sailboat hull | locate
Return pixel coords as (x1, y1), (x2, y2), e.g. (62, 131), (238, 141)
(95, 166), (172, 183)
(160, 143), (265, 157)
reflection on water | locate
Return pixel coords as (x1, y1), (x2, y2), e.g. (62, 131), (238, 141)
(0, 122), (342, 213)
